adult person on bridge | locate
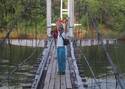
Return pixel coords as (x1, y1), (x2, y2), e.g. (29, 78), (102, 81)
(56, 18), (67, 75)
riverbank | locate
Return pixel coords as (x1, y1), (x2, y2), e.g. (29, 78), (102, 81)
(0, 31), (48, 40)
(118, 37), (125, 41)
(0, 35), (48, 40)
(0, 28), (124, 40)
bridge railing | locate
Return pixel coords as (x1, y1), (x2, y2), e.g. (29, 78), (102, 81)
(31, 39), (53, 89)
(69, 41), (85, 89)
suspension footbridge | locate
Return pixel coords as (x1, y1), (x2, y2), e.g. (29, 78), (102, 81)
(0, 0), (125, 89)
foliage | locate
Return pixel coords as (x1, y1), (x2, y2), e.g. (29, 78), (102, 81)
(0, 0), (46, 32)
(75, 0), (125, 33)
(0, 0), (125, 36)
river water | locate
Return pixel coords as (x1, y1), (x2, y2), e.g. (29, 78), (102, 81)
(0, 39), (125, 89)
(78, 40), (125, 89)
(0, 41), (42, 89)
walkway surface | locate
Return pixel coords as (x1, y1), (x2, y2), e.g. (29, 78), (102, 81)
(42, 55), (72, 89)
(31, 40), (84, 89)
(41, 40), (72, 89)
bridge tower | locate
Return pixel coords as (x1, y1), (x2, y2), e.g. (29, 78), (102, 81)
(46, 0), (52, 37)
(46, 0), (75, 38)
(68, 0), (74, 38)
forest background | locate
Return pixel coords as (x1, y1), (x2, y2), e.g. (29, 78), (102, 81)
(0, 0), (125, 39)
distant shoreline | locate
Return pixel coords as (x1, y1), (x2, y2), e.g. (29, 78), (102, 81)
(118, 38), (125, 41)
(0, 36), (48, 40)
(0, 33), (48, 40)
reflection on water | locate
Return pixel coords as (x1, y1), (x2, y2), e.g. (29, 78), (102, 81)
(78, 41), (125, 89)
(0, 44), (42, 89)
(0, 39), (125, 89)
(87, 78), (123, 89)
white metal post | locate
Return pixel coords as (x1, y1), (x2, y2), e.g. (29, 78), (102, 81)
(47, 0), (51, 37)
(68, 0), (74, 38)
(60, 0), (63, 20)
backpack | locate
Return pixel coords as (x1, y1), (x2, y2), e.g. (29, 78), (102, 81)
(53, 30), (58, 39)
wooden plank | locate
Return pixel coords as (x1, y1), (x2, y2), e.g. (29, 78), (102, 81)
(48, 60), (57, 89)
(43, 74), (51, 89)
(65, 61), (72, 89)
(61, 75), (66, 89)
(43, 55), (54, 89)
(55, 75), (60, 89)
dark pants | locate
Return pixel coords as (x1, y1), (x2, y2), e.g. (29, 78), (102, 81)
(57, 47), (66, 72)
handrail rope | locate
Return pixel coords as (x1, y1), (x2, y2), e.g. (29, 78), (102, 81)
(112, 41), (119, 89)
(70, 41), (84, 89)
(10, 12), (41, 68)
(12, 40), (41, 71)
(81, 50), (102, 89)
(7, 40), (42, 67)
(86, 3), (121, 87)
(31, 40), (53, 89)
(78, 1), (125, 88)
(0, 40), (42, 84)
(91, 14), (125, 89)
(31, 38), (54, 89)
(8, 0), (33, 87)
(0, 0), (44, 87)
(81, 3), (118, 88)
(77, 2), (101, 88)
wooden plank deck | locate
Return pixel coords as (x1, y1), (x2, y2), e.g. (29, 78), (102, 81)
(42, 56), (72, 89)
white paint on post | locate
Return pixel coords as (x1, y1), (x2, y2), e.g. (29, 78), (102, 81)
(60, 0), (63, 19)
(47, 0), (51, 37)
(68, 0), (74, 37)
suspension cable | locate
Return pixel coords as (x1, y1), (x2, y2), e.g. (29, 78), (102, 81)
(0, 0), (44, 88)
(82, 51), (102, 89)
(82, 1), (125, 88)
(77, 1), (101, 88)
(91, 15), (125, 89)
(1, 40), (41, 84)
